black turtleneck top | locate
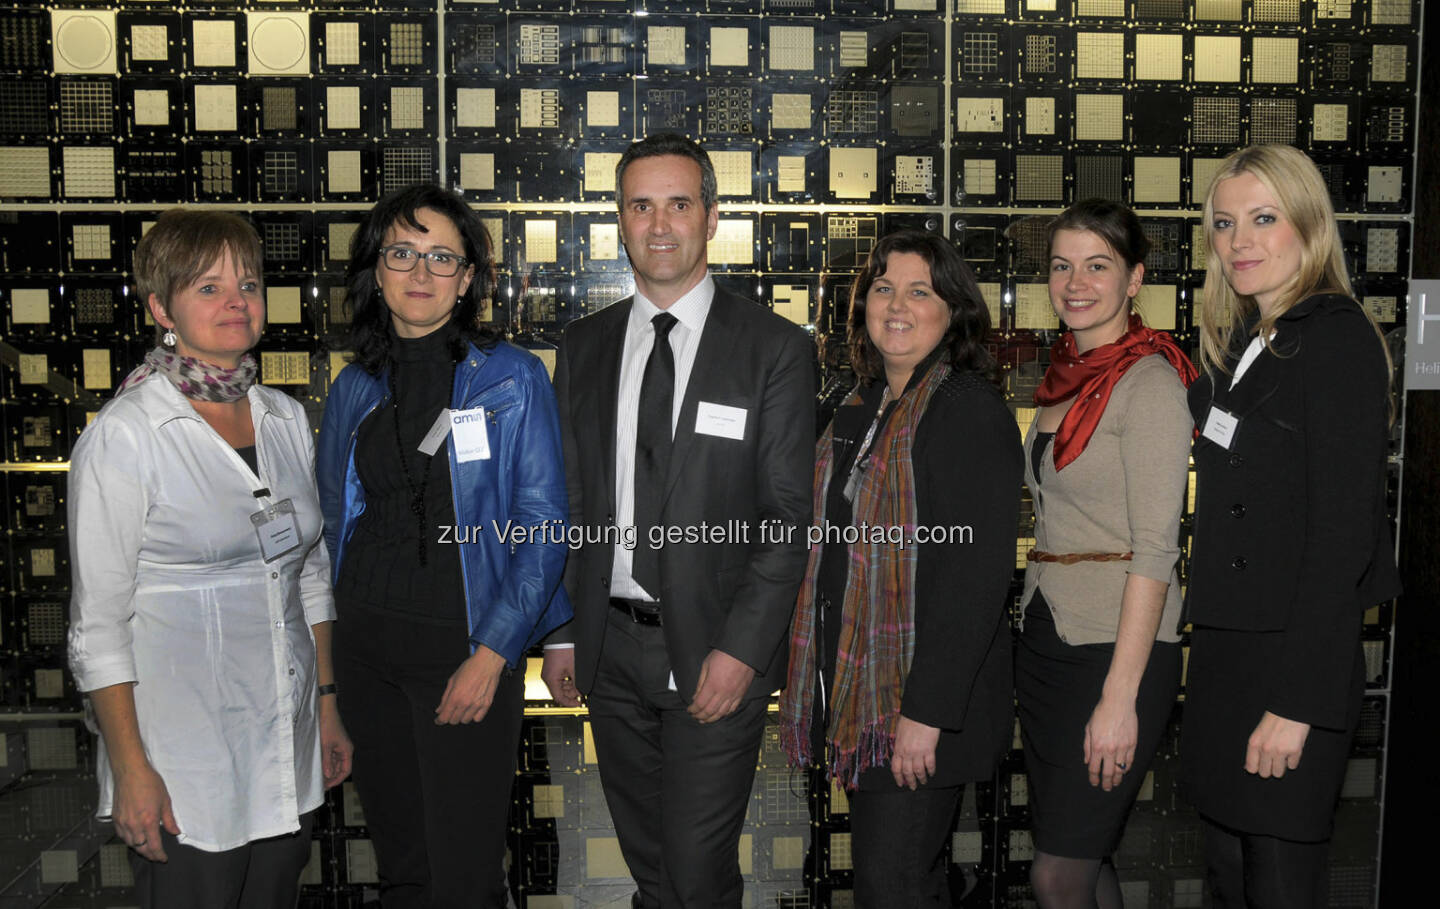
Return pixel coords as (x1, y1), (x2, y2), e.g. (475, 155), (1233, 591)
(335, 320), (467, 622)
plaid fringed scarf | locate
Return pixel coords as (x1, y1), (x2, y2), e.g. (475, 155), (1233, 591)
(780, 362), (952, 790)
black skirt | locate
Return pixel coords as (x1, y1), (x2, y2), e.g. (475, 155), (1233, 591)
(1016, 594), (1181, 859)
(1180, 626), (1363, 842)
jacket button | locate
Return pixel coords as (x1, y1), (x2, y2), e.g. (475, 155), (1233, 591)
(1228, 454), (1244, 468)
(1231, 556), (1247, 570)
(601, 576), (609, 589)
(1230, 503), (1246, 518)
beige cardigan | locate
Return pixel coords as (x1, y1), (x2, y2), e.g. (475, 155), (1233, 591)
(1021, 354), (1192, 645)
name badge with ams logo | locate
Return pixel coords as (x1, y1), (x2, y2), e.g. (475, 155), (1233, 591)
(251, 499), (302, 563)
(451, 407), (491, 462)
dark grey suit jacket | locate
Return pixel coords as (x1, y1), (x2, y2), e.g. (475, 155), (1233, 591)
(551, 284), (816, 700)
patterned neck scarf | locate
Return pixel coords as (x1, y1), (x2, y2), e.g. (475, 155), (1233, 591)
(1033, 312), (1197, 471)
(117, 347), (258, 403)
(780, 361), (951, 790)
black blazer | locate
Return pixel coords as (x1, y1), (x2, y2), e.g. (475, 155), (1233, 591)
(826, 368), (1024, 789)
(552, 286), (816, 700)
(1185, 295), (1400, 730)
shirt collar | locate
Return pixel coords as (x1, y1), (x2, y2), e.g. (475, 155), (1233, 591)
(132, 373), (292, 428)
(630, 274), (715, 335)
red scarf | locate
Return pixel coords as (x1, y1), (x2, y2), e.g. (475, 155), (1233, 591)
(1034, 312), (1198, 471)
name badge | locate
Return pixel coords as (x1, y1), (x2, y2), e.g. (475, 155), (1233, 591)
(451, 407), (492, 462)
(694, 401), (747, 441)
(251, 498), (302, 563)
(1201, 405), (1240, 450)
(418, 408), (452, 456)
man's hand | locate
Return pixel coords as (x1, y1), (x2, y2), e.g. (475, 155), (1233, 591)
(541, 648), (582, 707)
(435, 646), (508, 724)
(688, 650), (755, 723)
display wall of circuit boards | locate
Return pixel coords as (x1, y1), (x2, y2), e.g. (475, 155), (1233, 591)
(0, 1), (1420, 907)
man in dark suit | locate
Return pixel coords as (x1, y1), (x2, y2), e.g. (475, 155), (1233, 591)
(542, 134), (814, 907)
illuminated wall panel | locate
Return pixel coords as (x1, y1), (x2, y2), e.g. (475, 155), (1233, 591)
(0, 1), (1419, 906)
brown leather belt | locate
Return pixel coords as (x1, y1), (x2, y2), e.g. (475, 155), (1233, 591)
(609, 597), (663, 627)
(1027, 549), (1134, 565)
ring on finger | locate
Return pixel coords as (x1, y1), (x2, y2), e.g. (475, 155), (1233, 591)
(1116, 761), (1127, 771)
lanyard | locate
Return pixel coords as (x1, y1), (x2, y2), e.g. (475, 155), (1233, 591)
(842, 387), (893, 504)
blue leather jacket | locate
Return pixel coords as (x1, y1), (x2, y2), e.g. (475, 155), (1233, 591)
(317, 340), (572, 666)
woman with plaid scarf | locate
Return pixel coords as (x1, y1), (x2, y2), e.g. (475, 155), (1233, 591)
(780, 230), (1023, 905)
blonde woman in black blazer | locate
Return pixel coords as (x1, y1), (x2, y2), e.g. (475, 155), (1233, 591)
(1185, 145), (1399, 908)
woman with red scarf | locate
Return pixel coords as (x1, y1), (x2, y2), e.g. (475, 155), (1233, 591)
(1017, 199), (1197, 909)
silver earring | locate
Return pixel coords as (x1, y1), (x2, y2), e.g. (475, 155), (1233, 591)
(162, 330), (177, 348)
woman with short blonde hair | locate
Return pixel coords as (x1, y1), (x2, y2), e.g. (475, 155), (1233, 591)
(69, 209), (350, 907)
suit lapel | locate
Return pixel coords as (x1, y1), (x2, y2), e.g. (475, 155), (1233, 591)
(595, 302), (630, 516)
(662, 290), (741, 505)
(1214, 334), (1284, 420)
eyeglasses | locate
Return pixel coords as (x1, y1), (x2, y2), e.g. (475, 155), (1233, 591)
(378, 246), (471, 277)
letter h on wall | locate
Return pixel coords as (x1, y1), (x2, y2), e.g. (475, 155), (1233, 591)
(1417, 287), (1440, 345)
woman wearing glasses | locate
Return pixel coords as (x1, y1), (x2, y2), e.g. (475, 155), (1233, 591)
(318, 184), (570, 907)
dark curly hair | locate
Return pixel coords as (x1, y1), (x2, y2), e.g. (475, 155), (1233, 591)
(346, 183), (499, 374)
(847, 230), (995, 382)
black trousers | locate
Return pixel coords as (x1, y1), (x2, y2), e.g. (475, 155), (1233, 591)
(849, 785), (962, 908)
(1204, 818), (1330, 909)
(130, 812), (314, 909)
(587, 609), (768, 909)
(334, 602), (524, 909)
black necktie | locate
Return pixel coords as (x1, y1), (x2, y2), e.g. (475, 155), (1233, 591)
(632, 312), (678, 597)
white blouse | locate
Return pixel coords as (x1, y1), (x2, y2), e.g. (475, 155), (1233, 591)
(1230, 333), (1275, 389)
(67, 374), (335, 852)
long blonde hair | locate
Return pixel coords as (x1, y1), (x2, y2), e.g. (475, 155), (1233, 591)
(1197, 145), (1367, 374)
